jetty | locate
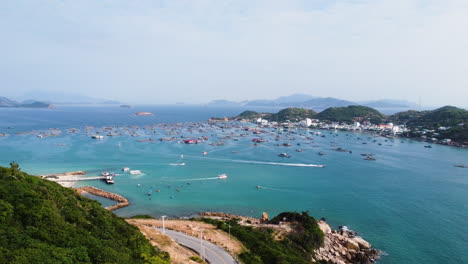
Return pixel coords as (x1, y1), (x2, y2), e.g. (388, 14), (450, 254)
(75, 186), (130, 211)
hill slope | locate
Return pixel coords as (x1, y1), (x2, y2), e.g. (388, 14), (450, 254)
(0, 164), (169, 264)
(405, 106), (468, 128)
(266, 108), (317, 122)
(316, 105), (385, 123)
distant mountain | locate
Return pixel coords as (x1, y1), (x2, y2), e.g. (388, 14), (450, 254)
(18, 91), (122, 105)
(301, 97), (355, 109)
(360, 99), (417, 109)
(207, 94), (420, 111)
(240, 94), (356, 109)
(273, 94), (318, 104)
(0, 97), (18, 107)
(0, 96), (51, 108)
(206, 100), (243, 106)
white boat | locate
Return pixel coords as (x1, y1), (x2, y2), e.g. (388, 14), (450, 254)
(217, 174), (228, 179)
(122, 167), (130, 172)
(92, 135), (104, 140)
(130, 170), (142, 175)
(104, 176), (114, 184)
(102, 171), (110, 176)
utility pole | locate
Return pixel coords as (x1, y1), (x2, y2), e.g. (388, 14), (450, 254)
(161, 215), (166, 234)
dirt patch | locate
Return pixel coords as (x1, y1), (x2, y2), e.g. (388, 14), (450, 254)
(127, 219), (244, 255)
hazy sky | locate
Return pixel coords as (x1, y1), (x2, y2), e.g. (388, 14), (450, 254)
(1, 0), (467, 105)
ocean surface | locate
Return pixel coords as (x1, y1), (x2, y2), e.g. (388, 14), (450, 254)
(0, 105), (467, 264)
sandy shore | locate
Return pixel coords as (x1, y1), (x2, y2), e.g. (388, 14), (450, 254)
(43, 175), (81, 187)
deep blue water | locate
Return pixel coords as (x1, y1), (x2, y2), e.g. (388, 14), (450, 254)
(0, 105), (467, 264)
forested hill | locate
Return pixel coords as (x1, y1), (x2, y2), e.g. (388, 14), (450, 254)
(315, 105), (385, 124)
(0, 163), (170, 264)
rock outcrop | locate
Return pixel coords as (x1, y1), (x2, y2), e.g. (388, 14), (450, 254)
(314, 221), (380, 264)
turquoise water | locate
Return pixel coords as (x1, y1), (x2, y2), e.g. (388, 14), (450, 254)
(0, 106), (467, 264)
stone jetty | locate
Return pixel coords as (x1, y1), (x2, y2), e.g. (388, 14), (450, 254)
(75, 186), (130, 211)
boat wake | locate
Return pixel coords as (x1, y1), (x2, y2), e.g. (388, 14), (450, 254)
(190, 156), (325, 167)
(169, 163), (186, 166)
(256, 186), (303, 193)
(170, 177), (221, 181)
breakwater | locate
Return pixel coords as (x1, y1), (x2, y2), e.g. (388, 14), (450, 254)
(75, 186), (130, 211)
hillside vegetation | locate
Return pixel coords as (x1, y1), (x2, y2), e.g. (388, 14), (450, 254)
(316, 105), (385, 124)
(266, 108), (317, 122)
(199, 211), (324, 264)
(404, 106), (468, 128)
(0, 163), (169, 264)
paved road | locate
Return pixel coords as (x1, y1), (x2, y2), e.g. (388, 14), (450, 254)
(156, 228), (237, 264)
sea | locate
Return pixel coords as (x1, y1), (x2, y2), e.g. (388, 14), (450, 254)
(0, 105), (467, 264)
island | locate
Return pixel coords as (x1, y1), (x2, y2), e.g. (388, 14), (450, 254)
(0, 96), (52, 108)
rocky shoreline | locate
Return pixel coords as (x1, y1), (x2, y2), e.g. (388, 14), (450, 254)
(199, 212), (379, 264)
(315, 220), (380, 264)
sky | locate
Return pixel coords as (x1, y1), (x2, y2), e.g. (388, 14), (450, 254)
(0, 0), (467, 106)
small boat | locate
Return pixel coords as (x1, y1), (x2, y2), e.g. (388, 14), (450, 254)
(202, 152), (208, 155)
(364, 156), (376, 161)
(295, 149), (304, 152)
(217, 174), (228, 179)
(102, 171), (110, 176)
(424, 145), (432, 148)
(130, 170), (142, 175)
(454, 165), (468, 168)
(147, 190), (152, 196)
(91, 135), (104, 140)
(256, 185), (263, 189)
(278, 153), (291, 158)
(122, 167), (130, 172)
(318, 152), (327, 156)
(103, 176), (114, 184)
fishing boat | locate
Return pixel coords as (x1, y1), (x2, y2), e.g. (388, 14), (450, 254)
(130, 170), (142, 175)
(103, 176), (114, 184)
(217, 174), (228, 179)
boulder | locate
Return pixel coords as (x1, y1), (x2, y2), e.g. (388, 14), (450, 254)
(261, 212), (269, 223)
(352, 237), (372, 249)
(345, 239), (360, 251)
(318, 220), (332, 234)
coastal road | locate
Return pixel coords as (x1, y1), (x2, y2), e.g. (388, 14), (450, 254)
(156, 228), (238, 264)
